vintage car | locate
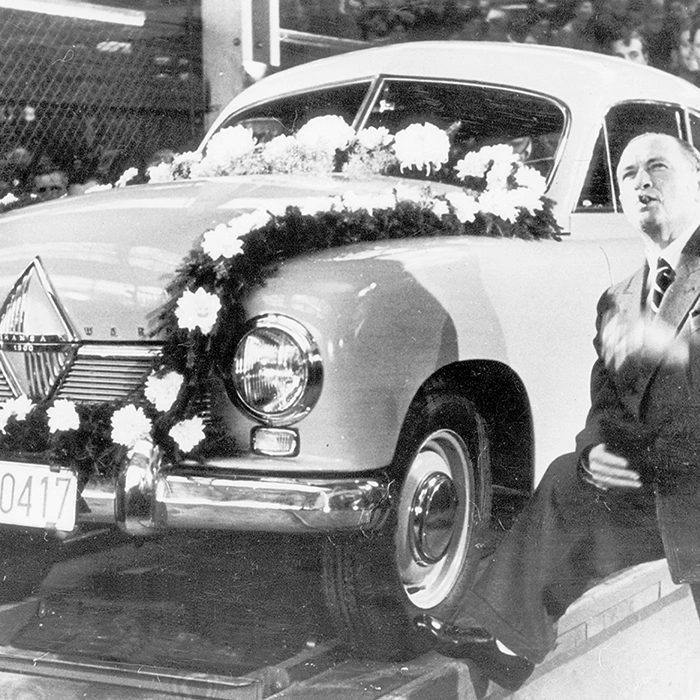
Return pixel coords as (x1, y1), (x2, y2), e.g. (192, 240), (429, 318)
(0, 41), (699, 660)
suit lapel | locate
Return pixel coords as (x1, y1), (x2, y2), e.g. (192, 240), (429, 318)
(656, 249), (700, 333)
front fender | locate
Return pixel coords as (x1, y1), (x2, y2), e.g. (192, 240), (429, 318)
(235, 233), (616, 481)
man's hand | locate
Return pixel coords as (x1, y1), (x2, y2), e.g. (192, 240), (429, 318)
(580, 443), (642, 491)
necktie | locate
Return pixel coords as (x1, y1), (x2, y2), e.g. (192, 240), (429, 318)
(650, 258), (674, 313)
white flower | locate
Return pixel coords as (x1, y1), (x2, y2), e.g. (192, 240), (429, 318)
(174, 150), (201, 168)
(0, 395), (32, 433)
(115, 167), (139, 188)
(175, 288), (221, 334)
(295, 115), (355, 155)
(485, 159), (514, 191)
(47, 400), (80, 433)
(146, 161), (173, 183)
(0, 407), (10, 433)
(7, 395), (34, 420)
(455, 150), (490, 180)
(430, 199), (450, 218)
(455, 144), (519, 182)
(199, 126), (257, 175)
(392, 123), (450, 174)
(483, 144), (520, 165)
(478, 189), (519, 223)
(446, 191), (479, 223)
(169, 416), (205, 453)
(262, 134), (298, 163)
(110, 405), (152, 447)
(514, 165), (547, 198)
(144, 371), (184, 412)
(356, 126), (393, 151)
(230, 209), (271, 236)
(508, 186), (544, 215)
(0, 395), (30, 433)
(0, 193), (18, 207)
(203, 209), (272, 260)
(202, 223), (245, 260)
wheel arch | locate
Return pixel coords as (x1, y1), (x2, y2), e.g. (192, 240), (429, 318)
(393, 360), (535, 502)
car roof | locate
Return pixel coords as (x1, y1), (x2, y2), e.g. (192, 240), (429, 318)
(216, 41), (700, 122)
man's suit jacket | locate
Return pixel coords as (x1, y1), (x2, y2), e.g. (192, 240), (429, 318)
(575, 229), (700, 583)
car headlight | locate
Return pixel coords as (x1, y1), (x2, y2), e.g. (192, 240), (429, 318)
(227, 314), (322, 425)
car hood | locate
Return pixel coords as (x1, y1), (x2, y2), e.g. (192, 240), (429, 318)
(0, 175), (438, 343)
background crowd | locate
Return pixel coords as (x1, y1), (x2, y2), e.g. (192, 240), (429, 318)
(287, 0), (700, 80)
(4, 0), (700, 209)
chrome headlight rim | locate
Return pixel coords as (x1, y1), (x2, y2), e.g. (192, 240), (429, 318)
(226, 314), (323, 426)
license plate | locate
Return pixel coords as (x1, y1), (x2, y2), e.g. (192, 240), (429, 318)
(0, 462), (77, 531)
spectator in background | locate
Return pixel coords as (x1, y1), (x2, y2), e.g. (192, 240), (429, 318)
(638, 0), (681, 70)
(31, 154), (68, 200)
(593, 0), (631, 51)
(684, 15), (700, 86)
(452, 0), (493, 41)
(550, 0), (597, 50)
(672, 21), (699, 83)
(610, 28), (649, 64)
(524, 16), (554, 43)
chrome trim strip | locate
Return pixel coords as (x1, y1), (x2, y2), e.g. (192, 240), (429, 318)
(80, 465), (391, 534)
(75, 345), (162, 359)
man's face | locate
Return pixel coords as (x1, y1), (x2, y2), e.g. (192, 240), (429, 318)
(617, 135), (700, 246)
(612, 37), (648, 64)
(576, 1), (594, 20)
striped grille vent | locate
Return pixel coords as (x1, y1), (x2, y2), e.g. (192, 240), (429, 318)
(55, 346), (161, 403)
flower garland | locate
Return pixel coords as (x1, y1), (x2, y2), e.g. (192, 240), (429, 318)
(0, 118), (562, 483)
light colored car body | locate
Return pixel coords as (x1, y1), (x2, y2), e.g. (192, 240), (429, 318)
(1, 41), (699, 657)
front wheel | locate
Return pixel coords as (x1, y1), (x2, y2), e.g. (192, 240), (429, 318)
(321, 386), (492, 660)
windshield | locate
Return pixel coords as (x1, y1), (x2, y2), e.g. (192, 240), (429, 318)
(212, 81), (372, 141)
(198, 78), (565, 185)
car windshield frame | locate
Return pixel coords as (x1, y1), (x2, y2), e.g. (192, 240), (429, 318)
(202, 74), (570, 189)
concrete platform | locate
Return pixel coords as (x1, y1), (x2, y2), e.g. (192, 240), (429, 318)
(271, 559), (700, 699)
(0, 547), (695, 699)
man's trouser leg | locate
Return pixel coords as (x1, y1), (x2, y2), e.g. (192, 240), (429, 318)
(453, 452), (665, 663)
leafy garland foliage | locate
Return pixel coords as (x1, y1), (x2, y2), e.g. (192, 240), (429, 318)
(0, 121), (562, 486)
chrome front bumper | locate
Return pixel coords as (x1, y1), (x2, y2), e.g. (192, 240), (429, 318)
(79, 440), (392, 536)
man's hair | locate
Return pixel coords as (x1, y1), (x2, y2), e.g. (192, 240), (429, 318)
(622, 133), (700, 172)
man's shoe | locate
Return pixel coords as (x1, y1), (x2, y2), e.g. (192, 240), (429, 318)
(413, 614), (534, 691)
(467, 641), (535, 691)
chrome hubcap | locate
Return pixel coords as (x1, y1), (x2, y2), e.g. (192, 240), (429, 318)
(395, 429), (474, 609)
(411, 472), (457, 565)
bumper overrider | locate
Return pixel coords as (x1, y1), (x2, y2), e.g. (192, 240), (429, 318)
(78, 440), (392, 536)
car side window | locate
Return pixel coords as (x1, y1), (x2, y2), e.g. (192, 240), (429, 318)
(689, 111), (700, 150)
(362, 79), (566, 183)
(215, 82), (372, 141)
(577, 102), (684, 211)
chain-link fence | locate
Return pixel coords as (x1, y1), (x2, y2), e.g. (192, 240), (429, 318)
(0, 3), (203, 199)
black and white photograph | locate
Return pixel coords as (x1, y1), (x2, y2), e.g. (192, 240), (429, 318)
(0, 0), (699, 697)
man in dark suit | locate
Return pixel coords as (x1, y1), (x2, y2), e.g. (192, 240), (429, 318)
(415, 132), (700, 690)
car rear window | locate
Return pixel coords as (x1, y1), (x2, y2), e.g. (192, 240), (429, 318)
(362, 79), (566, 183)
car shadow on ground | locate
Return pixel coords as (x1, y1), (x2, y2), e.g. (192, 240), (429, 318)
(6, 529), (334, 676)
